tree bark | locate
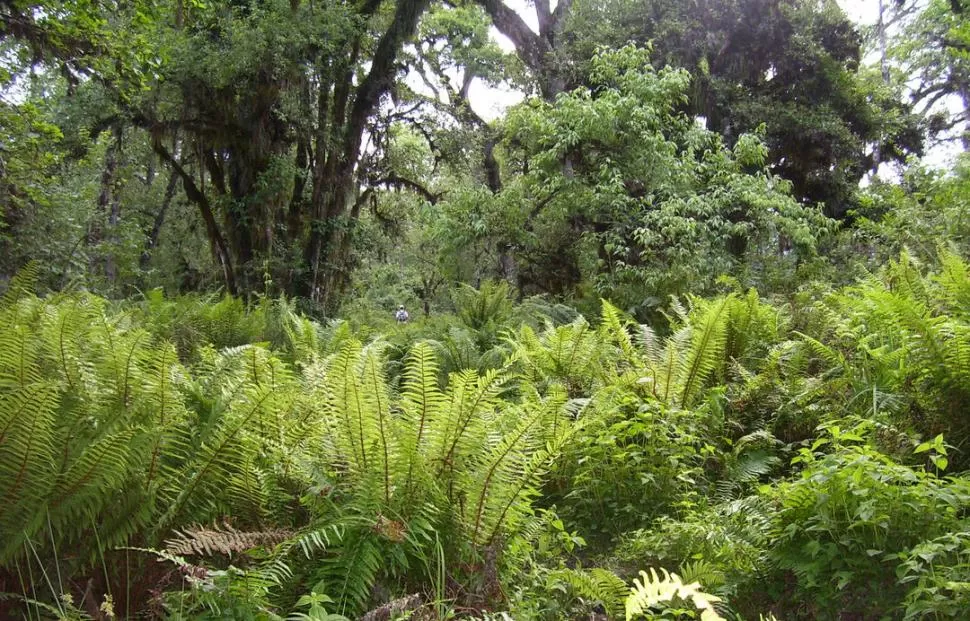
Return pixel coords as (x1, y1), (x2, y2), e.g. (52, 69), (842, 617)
(475, 0), (573, 100)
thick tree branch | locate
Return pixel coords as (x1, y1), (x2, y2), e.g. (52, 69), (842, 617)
(203, 150), (228, 196)
(152, 141), (238, 294)
(535, 0), (552, 38)
(475, 0), (547, 72)
(345, 0), (433, 165)
(370, 174), (442, 204)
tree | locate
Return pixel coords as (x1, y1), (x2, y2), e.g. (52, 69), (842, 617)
(887, 0), (970, 148)
(124, 0), (433, 306)
(449, 46), (830, 314)
(555, 0), (923, 219)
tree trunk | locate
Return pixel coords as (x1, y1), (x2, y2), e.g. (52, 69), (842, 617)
(140, 169), (179, 270)
(298, 0), (432, 309)
(90, 124), (123, 284)
(153, 142), (238, 295)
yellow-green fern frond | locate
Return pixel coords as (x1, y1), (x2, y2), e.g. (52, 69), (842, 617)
(600, 300), (644, 373)
(678, 296), (731, 407)
(625, 567), (725, 621)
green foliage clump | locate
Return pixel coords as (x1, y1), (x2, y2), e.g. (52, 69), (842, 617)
(0, 272), (579, 618)
(766, 428), (970, 618)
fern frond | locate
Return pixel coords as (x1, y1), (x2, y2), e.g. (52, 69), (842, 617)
(432, 368), (510, 479)
(678, 560), (726, 593)
(548, 567), (628, 618)
(157, 384), (278, 536)
(462, 391), (568, 546)
(360, 341), (395, 504)
(625, 567), (725, 621)
(0, 381), (59, 559)
(936, 249), (970, 319)
(678, 296), (731, 407)
(600, 300), (643, 372)
(0, 261), (39, 307)
(165, 523), (293, 557)
(328, 529), (385, 615)
(326, 340), (369, 477)
(401, 342), (445, 449)
(399, 341), (445, 493)
(49, 429), (141, 532)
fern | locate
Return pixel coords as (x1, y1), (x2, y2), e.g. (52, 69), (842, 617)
(547, 567), (628, 618)
(0, 284), (589, 616)
(515, 317), (605, 396)
(399, 341), (445, 494)
(599, 300), (644, 374)
(157, 383), (280, 535)
(0, 380), (59, 559)
(165, 523), (293, 556)
(625, 567), (725, 621)
(677, 296), (731, 407)
(325, 528), (386, 615)
(0, 261), (39, 307)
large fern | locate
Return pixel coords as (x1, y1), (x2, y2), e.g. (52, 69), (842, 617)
(637, 295), (733, 408)
(275, 338), (571, 614)
(0, 288), (308, 615)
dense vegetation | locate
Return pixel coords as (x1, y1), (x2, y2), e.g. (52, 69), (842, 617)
(4, 0), (970, 618)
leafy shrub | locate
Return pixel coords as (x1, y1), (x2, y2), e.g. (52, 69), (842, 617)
(765, 426), (970, 618)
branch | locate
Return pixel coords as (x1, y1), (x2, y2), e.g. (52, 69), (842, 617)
(475, 0), (546, 71)
(152, 141), (238, 294)
(535, 0), (552, 38)
(369, 174), (441, 204)
(140, 170), (179, 269)
(345, 0), (432, 165)
(203, 150), (227, 196)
